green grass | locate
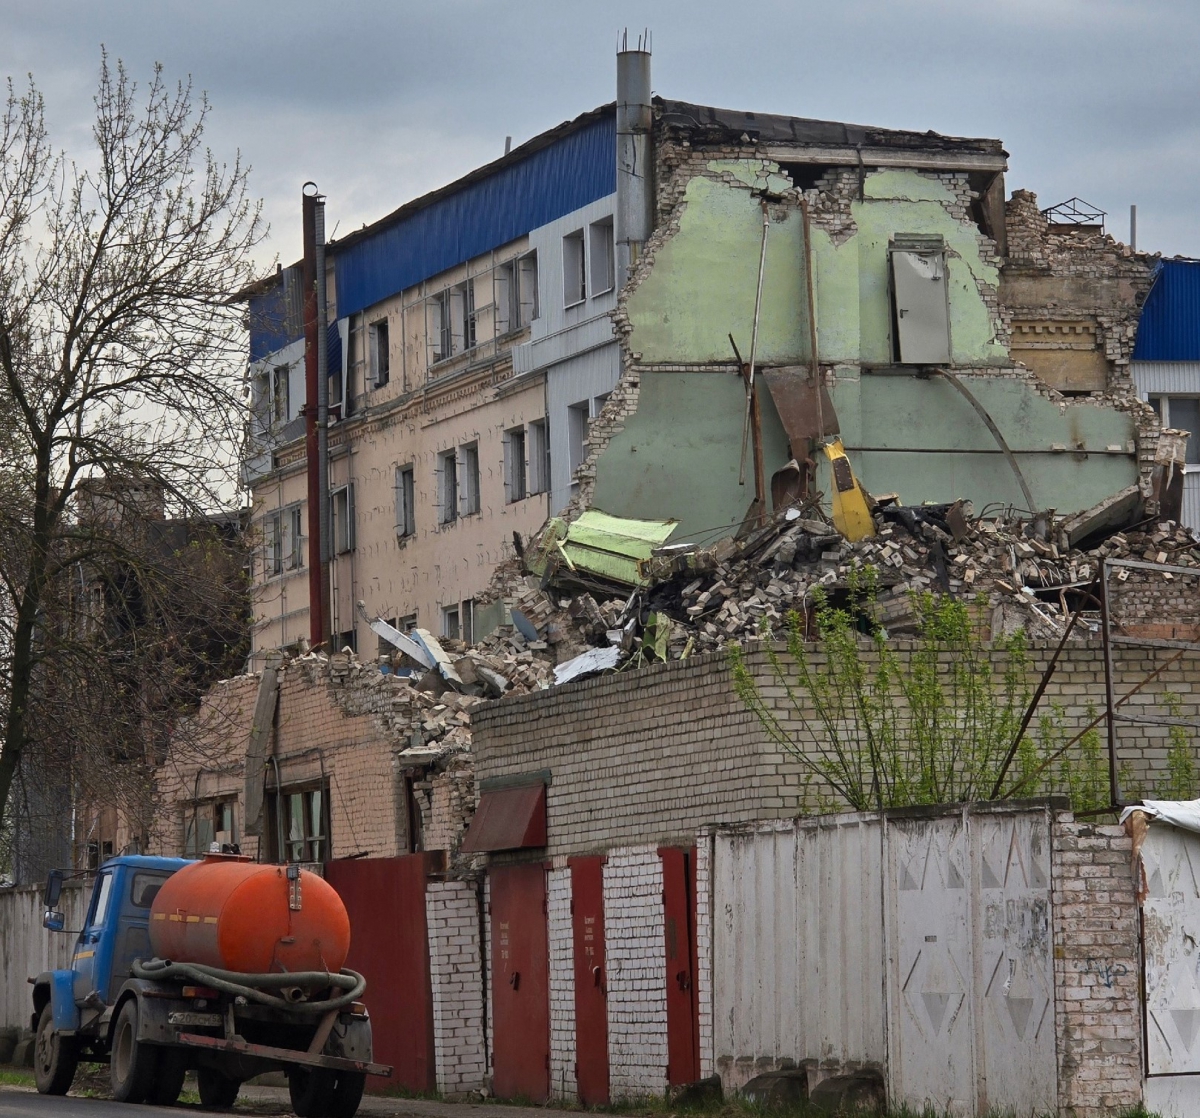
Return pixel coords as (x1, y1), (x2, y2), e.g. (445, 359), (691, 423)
(0, 1068), (35, 1087)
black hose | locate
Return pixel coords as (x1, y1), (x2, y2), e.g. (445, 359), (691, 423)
(131, 959), (366, 1015)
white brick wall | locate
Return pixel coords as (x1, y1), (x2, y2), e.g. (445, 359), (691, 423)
(426, 880), (487, 1095)
(694, 832), (714, 1079)
(604, 846), (668, 1098)
(547, 864), (577, 1101)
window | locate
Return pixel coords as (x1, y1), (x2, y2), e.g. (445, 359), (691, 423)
(184, 800), (238, 856)
(271, 365), (290, 425)
(459, 281), (477, 351)
(268, 785), (329, 863)
(589, 218), (615, 296)
(563, 230), (586, 307)
(331, 485), (355, 553)
(130, 872), (169, 909)
(518, 252), (539, 325)
(462, 599), (475, 644)
(1151, 397), (1200, 464)
(395, 465), (416, 538)
(528, 419), (550, 494)
(266, 512), (283, 576)
(442, 604), (460, 641)
(505, 426), (527, 502)
(288, 506), (303, 570)
(568, 401), (592, 476)
(370, 319), (390, 387)
(460, 443), (480, 515)
(89, 873), (114, 927)
(336, 629), (356, 653)
(429, 291), (452, 364)
(438, 450), (458, 524)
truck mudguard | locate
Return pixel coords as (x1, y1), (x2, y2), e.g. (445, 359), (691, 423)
(49, 970), (80, 1032)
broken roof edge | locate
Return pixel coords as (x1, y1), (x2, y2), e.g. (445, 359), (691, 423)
(656, 97), (1007, 159)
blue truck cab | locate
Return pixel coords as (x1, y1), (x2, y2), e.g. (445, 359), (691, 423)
(35, 855), (189, 1035)
(31, 854), (384, 1115)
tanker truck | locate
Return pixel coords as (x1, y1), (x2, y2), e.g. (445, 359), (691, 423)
(29, 852), (390, 1114)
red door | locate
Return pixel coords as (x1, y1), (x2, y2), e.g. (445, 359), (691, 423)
(570, 857), (609, 1105)
(490, 863), (550, 1101)
(325, 855), (437, 1093)
(660, 847), (700, 1086)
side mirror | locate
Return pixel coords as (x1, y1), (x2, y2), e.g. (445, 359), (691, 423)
(43, 910), (65, 932)
(43, 869), (63, 909)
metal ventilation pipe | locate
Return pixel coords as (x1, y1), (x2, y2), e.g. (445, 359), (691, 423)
(302, 182), (330, 649)
(616, 30), (652, 286)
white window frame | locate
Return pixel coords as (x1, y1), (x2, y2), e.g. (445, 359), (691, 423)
(528, 419), (550, 495)
(504, 426), (528, 503)
(562, 230), (586, 308)
(518, 251), (539, 326)
(589, 218), (615, 297)
(1150, 395), (1200, 470)
(438, 449), (459, 525)
(395, 464), (416, 538)
(331, 484), (355, 554)
(369, 318), (390, 387)
(442, 604), (460, 641)
(460, 443), (480, 516)
(266, 511), (283, 576)
(287, 505), (303, 570)
(271, 365), (290, 426)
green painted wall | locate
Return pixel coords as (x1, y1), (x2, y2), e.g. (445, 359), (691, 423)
(626, 164), (1007, 368)
(827, 373), (1138, 514)
(590, 371), (792, 543)
(625, 165), (812, 364)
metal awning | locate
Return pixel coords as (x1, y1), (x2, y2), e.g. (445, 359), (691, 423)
(460, 783), (547, 853)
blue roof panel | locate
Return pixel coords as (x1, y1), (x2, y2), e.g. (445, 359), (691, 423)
(334, 112), (615, 320)
(1133, 259), (1200, 362)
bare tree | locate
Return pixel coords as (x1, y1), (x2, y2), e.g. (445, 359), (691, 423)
(0, 54), (264, 861)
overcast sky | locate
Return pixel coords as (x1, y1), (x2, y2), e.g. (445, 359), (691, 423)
(2, 0), (1196, 269)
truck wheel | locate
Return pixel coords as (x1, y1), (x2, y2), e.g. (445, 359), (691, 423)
(33, 1004), (79, 1095)
(288, 1067), (336, 1117)
(197, 1068), (240, 1108)
(149, 1050), (188, 1106)
(110, 1000), (159, 1103)
(328, 1072), (366, 1118)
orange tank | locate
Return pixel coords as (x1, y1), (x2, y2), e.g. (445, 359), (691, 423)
(149, 855), (350, 974)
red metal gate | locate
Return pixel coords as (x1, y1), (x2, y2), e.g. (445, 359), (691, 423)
(570, 856), (609, 1105)
(325, 855), (437, 1092)
(660, 847), (700, 1086)
(490, 863), (550, 1102)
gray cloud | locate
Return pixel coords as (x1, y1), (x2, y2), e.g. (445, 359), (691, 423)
(2, 0), (1196, 264)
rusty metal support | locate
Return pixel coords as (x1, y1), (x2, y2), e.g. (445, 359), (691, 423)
(931, 368), (1037, 515)
(800, 198), (825, 446)
(730, 335), (766, 526)
(988, 581), (1099, 800)
(739, 201), (770, 499)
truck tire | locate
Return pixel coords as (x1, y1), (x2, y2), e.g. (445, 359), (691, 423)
(149, 1050), (188, 1106)
(329, 1072), (366, 1118)
(110, 1000), (159, 1103)
(288, 1067), (336, 1117)
(33, 1004), (79, 1096)
(197, 1068), (240, 1108)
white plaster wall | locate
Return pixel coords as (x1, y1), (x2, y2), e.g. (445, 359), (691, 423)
(694, 832), (715, 1079)
(425, 880), (487, 1095)
(604, 846), (668, 1098)
(547, 863), (578, 1101)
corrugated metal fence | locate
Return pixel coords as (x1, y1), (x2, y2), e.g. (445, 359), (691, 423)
(0, 881), (90, 1033)
(710, 804), (1055, 1116)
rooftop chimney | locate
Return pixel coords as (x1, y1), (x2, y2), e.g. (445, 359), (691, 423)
(616, 29), (652, 286)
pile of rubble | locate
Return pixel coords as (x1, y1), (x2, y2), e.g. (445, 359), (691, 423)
(454, 502), (1200, 682)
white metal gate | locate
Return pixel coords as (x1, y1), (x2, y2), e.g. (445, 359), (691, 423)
(711, 805), (1055, 1116)
(1141, 824), (1200, 1075)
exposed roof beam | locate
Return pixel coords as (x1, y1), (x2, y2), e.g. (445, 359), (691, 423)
(760, 146), (1008, 173)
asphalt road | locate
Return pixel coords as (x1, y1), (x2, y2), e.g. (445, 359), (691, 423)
(0, 1086), (578, 1118)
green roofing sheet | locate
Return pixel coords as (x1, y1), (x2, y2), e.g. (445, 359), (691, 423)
(531, 509), (679, 587)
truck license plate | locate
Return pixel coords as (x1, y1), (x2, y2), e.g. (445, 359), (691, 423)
(168, 1012), (222, 1027)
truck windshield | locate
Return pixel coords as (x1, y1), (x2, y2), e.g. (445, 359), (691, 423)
(90, 873), (114, 927)
(130, 872), (169, 908)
